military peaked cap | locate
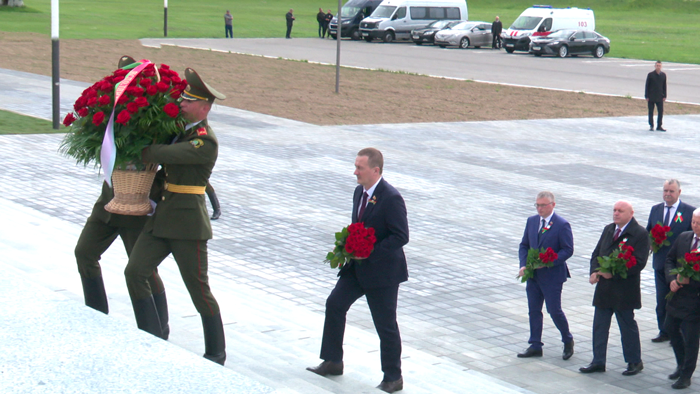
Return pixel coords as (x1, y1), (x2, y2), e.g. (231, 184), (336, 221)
(182, 68), (226, 102)
(117, 55), (137, 69)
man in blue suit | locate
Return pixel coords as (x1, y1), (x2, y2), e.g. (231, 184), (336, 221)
(307, 148), (409, 394)
(646, 179), (695, 343)
(518, 191), (575, 360)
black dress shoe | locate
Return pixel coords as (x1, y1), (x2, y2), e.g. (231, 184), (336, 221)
(517, 347), (542, 358)
(669, 367), (682, 380)
(622, 362), (644, 376)
(657, 127), (667, 132)
(579, 363), (606, 373)
(563, 339), (574, 360)
(652, 334), (670, 343)
(306, 360), (343, 376)
(377, 377), (403, 393)
(673, 377), (691, 389)
(649, 127), (654, 131)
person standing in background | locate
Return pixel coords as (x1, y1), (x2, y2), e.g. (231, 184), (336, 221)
(491, 16), (503, 49)
(286, 9), (295, 39)
(317, 8), (326, 38)
(324, 10), (333, 38)
(645, 61), (667, 131)
(224, 10), (233, 38)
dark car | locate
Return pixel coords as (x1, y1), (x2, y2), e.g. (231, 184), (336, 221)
(529, 29), (611, 58)
(411, 20), (462, 45)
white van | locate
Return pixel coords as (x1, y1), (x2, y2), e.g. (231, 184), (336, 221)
(501, 5), (595, 53)
(359, 0), (468, 43)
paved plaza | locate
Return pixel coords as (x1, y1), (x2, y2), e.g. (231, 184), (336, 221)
(2, 67), (700, 393)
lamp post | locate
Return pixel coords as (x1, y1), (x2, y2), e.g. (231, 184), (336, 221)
(51, 0), (60, 129)
(335, 0), (342, 93)
(164, 0), (168, 37)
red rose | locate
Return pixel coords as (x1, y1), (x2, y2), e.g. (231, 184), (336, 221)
(74, 96), (87, 111)
(663, 226), (671, 232)
(163, 102), (180, 118)
(134, 96), (149, 108)
(169, 89), (183, 99)
(116, 110), (131, 125)
(113, 69), (129, 77)
(98, 95), (111, 106)
(138, 78), (152, 87)
(77, 107), (89, 117)
(87, 97), (98, 107)
(62, 112), (76, 126)
(117, 94), (129, 105)
(146, 85), (158, 96)
(127, 86), (145, 97)
(694, 264), (700, 272)
(161, 76), (171, 85)
(92, 111), (105, 126)
(112, 75), (125, 84)
(171, 75), (182, 84)
(82, 87), (97, 98)
(156, 81), (169, 93)
(159, 64), (171, 70)
(126, 102), (139, 114)
(625, 257), (637, 269)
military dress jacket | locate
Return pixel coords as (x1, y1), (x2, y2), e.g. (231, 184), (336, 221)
(141, 120), (218, 240)
(589, 217), (650, 310)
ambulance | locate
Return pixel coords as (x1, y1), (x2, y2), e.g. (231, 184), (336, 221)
(501, 5), (595, 53)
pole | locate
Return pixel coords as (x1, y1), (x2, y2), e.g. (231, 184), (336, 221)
(335, 0), (342, 93)
(164, 0), (168, 37)
(51, 0), (60, 129)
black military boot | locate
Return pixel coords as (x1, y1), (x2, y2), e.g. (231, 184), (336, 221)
(81, 276), (109, 314)
(152, 291), (170, 340)
(131, 296), (163, 338)
(201, 313), (226, 365)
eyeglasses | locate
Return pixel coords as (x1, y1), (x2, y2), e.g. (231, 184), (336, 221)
(534, 203), (553, 208)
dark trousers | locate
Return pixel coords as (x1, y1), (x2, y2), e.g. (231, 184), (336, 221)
(323, 23), (329, 37)
(655, 268), (670, 335)
(526, 279), (573, 348)
(75, 219), (163, 292)
(666, 315), (700, 378)
(318, 22), (324, 37)
(125, 232), (219, 316)
(225, 25), (233, 38)
(592, 307), (642, 365)
(648, 100), (664, 128)
(320, 271), (402, 381)
(492, 34), (502, 48)
(286, 23), (293, 38)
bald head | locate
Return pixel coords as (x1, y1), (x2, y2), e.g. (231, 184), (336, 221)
(613, 201), (634, 227)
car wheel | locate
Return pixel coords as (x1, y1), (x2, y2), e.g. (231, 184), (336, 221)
(383, 31), (394, 43)
(330, 34), (337, 40)
(415, 42), (422, 45)
(474, 46), (480, 49)
(505, 47), (514, 53)
(459, 37), (470, 49)
(350, 29), (361, 41)
(534, 53), (542, 57)
(364, 37), (372, 42)
(439, 45), (446, 48)
(593, 45), (605, 58)
(558, 45), (568, 58)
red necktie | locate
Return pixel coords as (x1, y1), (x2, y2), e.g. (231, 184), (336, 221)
(613, 228), (621, 240)
(358, 192), (369, 222)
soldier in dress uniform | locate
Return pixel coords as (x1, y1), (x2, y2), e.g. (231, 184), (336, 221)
(74, 55), (170, 339)
(124, 68), (227, 365)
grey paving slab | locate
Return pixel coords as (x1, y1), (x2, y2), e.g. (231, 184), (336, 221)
(1, 67), (698, 393)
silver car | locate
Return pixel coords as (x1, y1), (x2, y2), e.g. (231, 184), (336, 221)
(434, 21), (492, 49)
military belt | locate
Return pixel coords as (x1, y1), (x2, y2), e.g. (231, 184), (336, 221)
(164, 182), (206, 194)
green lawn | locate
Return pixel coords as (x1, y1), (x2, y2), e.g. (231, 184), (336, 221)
(1, 0), (699, 62)
(0, 109), (63, 135)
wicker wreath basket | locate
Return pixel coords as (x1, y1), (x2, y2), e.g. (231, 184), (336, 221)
(104, 165), (158, 216)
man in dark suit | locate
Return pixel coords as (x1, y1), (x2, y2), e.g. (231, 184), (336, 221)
(664, 209), (700, 390)
(124, 68), (227, 366)
(517, 191), (575, 360)
(580, 201), (649, 376)
(646, 179), (695, 343)
(491, 16), (503, 49)
(307, 148), (409, 394)
(645, 60), (667, 131)
(286, 9), (295, 39)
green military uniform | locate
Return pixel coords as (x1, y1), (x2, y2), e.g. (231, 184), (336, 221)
(124, 68), (227, 365)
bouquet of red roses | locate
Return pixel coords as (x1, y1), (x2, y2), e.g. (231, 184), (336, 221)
(665, 251), (700, 300)
(649, 222), (673, 253)
(519, 247), (558, 283)
(325, 222), (377, 269)
(60, 61), (188, 170)
(596, 240), (637, 279)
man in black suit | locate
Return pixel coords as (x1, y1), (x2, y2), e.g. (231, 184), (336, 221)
(664, 208), (700, 390)
(491, 16), (503, 49)
(307, 148), (409, 394)
(645, 60), (667, 131)
(647, 179), (695, 343)
(286, 9), (295, 39)
(580, 201), (649, 376)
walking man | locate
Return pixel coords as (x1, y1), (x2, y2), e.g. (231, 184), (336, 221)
(491, 16), (503, 49)
(286, 9), (295, 39)
(124, 68), (227, 365)
(645, 60), (667, 131)
(224, 10), (233, 38)
(580, 201), (649, 376)
(307, 148), (409, 393)
(517, 191), (575, 360)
